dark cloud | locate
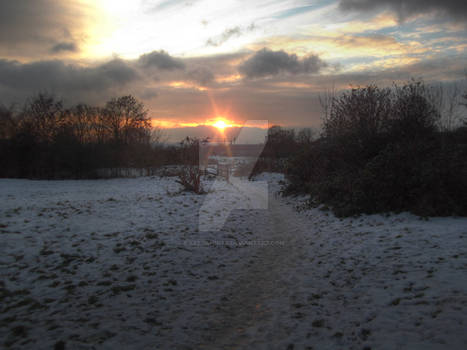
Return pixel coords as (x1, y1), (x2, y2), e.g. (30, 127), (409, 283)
(302, 56), (328, 74)
(50, 42), (78, 53)
(138, 50), (185, 70)
(137, 87), (158, 100)
(186, 67), (215, 86)
(339, 0), (467, 22)
(238, 48), (327, 78)
(0, 58), (139, 103)
(0, 51), (242, 106)
(0, 0), (87, 58)
(95, 59), (139, 85)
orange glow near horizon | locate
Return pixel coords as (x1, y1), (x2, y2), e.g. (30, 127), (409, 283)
(151, 120), (200, 128)
(151, 118), (269, 129)
(152, 87), (266, 130)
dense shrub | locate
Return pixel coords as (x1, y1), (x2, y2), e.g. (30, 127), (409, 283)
(250, 125), (309, 178)
(261, 126), (299, 159)
(285, 81), (467, 217)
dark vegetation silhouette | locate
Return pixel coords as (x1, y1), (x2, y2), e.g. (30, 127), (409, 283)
(250, 125), (314, 176)
(2, 80), (466, 216)
(0, 94), (181, 178)
(258, 80), (467, 217)
(175, 137), (208, 194)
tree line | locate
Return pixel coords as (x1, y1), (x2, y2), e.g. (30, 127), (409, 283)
(0, 94), (180, 178)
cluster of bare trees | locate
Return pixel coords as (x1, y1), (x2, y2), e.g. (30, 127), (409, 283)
(17, 94), (151, 146)
(0, 94), (171, 178)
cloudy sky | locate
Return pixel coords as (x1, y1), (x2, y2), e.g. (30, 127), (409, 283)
(0, 0), (466, 138)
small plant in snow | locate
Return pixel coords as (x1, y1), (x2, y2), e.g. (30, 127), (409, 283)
(176, 137), (207, 194)
(176, 165), (204, 194)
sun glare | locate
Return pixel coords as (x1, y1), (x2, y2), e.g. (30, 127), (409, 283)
(213, 119), (229, 130)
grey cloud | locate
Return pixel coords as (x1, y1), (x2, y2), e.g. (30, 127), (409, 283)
(339, 0), (467, 21)
(186, 67), (215, 86)
(206, 23), (256, 47)
(238, 48), (327, 78)
(138, 50), (185, 70)
(303, 56), (328, 74)
(206, 27), (242, 47)
(50, 42), (78, 53)
(94, 59), (139, 85)
(137, 87), (158, 100)
(0, 50), (236, 106)
(0, 58), (139, 104)
(246, 23), (256, 31)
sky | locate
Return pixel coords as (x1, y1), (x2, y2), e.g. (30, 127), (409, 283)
(0, 0), (466, 141)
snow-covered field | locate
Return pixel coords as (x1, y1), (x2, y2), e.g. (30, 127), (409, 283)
(1, 174), (467, 349)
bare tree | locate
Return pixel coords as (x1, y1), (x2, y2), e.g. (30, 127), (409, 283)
(21, 94), (64, 142)
(150, 126), (166, 145)
(67, 104), (100, 144)
(102, 95), (151, 145)
(319, 86), (336, 128)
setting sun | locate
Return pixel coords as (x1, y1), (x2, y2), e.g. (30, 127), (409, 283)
(212, 119), (229, 130)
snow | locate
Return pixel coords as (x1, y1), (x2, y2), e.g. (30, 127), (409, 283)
(1, 174), (467, 349)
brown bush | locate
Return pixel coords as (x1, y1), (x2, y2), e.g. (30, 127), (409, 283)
(176, 165), (204, 194)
